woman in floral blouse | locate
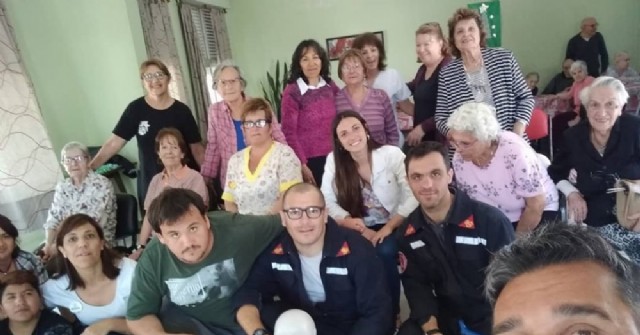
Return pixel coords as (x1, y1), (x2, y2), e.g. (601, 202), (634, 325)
(43, 142), (116, 260)
(447, 102), (559, 234)
(222, 98), (302, 215)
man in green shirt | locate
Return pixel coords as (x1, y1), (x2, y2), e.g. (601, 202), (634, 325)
(126, 188), (283, 335)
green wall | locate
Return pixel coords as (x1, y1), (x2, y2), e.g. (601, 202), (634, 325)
(228, 0), (640, 95)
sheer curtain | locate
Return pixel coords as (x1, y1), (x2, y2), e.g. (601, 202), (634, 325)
(137, 0), (191, 107)
(0, 0), (62, 232)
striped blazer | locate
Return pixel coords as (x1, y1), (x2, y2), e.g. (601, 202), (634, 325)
(435, 48), (534, 135)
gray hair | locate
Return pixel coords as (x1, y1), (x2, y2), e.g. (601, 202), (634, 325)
(579, 76), (630, 106)
(485, 224), (640, 326)
(212, 59), (246, 89)
(570, 60), (587, 74)
(446, 102), (500, 142)
(60, 141), (89, 159)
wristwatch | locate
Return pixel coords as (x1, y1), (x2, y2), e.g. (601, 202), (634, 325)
(253, 329), (269, 335)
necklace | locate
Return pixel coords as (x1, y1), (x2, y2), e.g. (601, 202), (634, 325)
(0, 260), (13, 274)
(590, 131), (607, 155)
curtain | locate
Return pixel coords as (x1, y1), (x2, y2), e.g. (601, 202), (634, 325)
(179, 2), (211, 139)
(137, 0), (191, 107)
(0, 0), (62, 232)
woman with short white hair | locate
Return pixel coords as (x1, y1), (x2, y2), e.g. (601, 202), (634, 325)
(549, 76), (640, 264)
(605, 51), (639, 79)
(448, 102), (559, 233)
(43, 141), (116, 260)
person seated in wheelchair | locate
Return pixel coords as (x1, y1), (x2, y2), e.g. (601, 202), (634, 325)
(131, 127), (208, 260)
(548, 76), (640, 264)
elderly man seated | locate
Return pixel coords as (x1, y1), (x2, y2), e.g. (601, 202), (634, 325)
(606, 51), (639, 79)
(234, 183), (393, 335)
(42, 141), (116, 260)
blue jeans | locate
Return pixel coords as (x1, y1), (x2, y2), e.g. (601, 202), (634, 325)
(371, 224), (400, 316)
(159, 299), (244, 335)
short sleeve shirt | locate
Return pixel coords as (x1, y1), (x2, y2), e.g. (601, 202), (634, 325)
(112, 97), (202, 197)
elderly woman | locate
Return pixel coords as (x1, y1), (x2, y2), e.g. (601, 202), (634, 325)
(352, 32), (413, 144)
(42, 214), (136, 334)
(605, 51), (639, 79)
(406, 22), (451, 146)
(448, 102), (559, 233)
(0, 214), (47, 284)
(551, 60), (596, 153)
(525, 72), (540, 96)
(43, 142), (116, 260)
(282, 39), (339, 186)
(133, 128), (208, 257)
(435, 8), (533, 139)
(201, 60), (286, 191)
(321, 111), (418, 326)
(335, 49), (398, 145)
(222, 98), (302, 215)
(0, 271), (73, 335)
(90, 59), (204, 210)
(548, 76), (640, 264)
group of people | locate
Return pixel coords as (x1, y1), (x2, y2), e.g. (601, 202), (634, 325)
(2, 6), (640, 335)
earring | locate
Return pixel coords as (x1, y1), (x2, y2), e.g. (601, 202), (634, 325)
(367, 134), (370, 140)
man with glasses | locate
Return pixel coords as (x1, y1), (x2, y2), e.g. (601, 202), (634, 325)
(566, 16), (609, 77)
(127, 187), (284, 335)
(234, 182), (393, 335)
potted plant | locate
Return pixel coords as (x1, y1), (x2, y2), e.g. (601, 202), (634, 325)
(261, 60), (288, 121)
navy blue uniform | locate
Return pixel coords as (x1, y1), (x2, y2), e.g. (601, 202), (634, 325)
(234, 220), (393, 335)
(396, 188), (514, 335)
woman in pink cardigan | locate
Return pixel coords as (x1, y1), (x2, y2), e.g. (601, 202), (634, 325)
(281, 39), (339, 186)
(201, 60), (286, 199)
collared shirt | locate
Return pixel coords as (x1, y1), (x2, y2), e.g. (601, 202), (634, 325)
(14, 249), (48, 285)
(44, 171), (116, 243)
(296, 77), (327, 95)
(144, 165), (208, 210)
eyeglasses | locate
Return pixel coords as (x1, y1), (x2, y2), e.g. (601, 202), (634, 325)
(242, 119), (271, 128)
(218, 78), (241, 87)
(342, 63), (362, 72)
(586, 101), (620, 111)
(62, 155), (87, 165)
(282, 206), (325, 220)
(142, 71), (167, 82)
(449, 139), (478, 150)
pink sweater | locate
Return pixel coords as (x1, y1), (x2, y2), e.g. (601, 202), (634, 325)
(569, 76), (595, 114)
(281, 80), (339, 164)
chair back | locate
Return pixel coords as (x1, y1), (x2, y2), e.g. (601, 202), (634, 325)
(525, 108), (549, 140)
(115, 193), (138, 247)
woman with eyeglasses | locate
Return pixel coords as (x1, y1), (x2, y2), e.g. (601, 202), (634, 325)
(42, 214), (135, 335)
(448, 102), (559, 234)
(201, 60), (287, 199)
(605, 51), (639, 79)
(222, 98), (302, 215)
(335, 49), (399, 146)
(549, 76), (640, 264)
(90, 59), (205, 211)
(321, 111), (418, 328)
(43, 141), (116, 261)
(130, 128), (208, 260)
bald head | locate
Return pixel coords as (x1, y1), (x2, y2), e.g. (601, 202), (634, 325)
(282, 183), (326, 208)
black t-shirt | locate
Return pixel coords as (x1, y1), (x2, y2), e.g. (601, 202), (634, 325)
(413, 61), (445, 128)
(0, 309), (73, 335)
(112, 97), (202, 201)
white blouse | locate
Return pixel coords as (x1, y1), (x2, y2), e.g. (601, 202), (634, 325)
(42, 258), (136, 326)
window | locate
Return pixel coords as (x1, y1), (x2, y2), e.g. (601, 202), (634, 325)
(190, 6), (223, 102)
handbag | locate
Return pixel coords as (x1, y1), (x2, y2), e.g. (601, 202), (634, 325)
(607, 179), (640, 231)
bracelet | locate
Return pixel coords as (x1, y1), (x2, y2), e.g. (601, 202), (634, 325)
(136, 244), (146, 250)
(425, 329), (442, 335)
